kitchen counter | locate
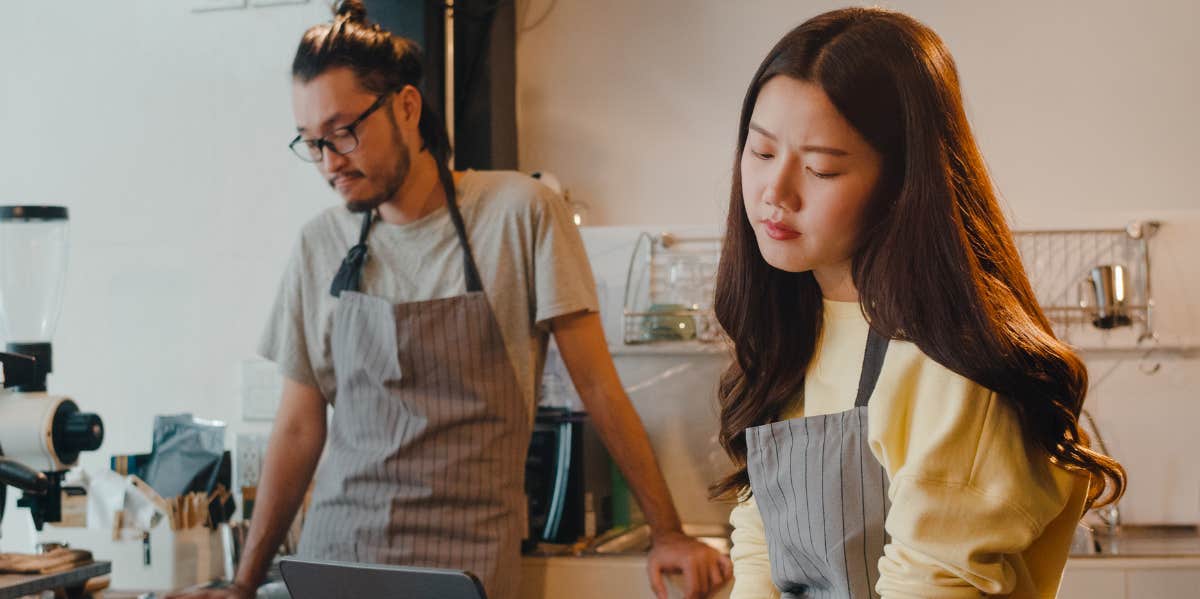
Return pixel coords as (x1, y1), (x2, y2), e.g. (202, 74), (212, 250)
(1071, 524), (1200, 558)
(608, 341), (731, 356)
(519, 524), (732, 599)
(520, 554), (731, 599)
(522, 553), (1200, 599)
(521, 524), (1200, 599)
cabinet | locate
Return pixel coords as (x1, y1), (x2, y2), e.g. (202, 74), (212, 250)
(1059, 557), (1200, 599)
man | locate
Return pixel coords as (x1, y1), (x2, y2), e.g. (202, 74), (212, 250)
(172, 3), (730, 599)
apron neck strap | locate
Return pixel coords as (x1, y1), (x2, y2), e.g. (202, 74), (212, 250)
(853, 330), (890, 408)
(329, 210), (375, 298)
(328, 173), (484, 298)
(444, 187), (484, 294)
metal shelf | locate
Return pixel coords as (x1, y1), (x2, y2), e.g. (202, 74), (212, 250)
(620, 221), (1167, 352)
(1013, 221), (1160, 350)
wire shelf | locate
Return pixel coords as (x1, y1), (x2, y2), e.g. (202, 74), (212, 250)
(621, 222), (1163, 350)
(1012, 221), (1159, 348)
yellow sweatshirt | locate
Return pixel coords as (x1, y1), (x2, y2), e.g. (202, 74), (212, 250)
(729, 299), (1089, 598)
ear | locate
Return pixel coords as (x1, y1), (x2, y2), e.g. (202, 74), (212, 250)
(395, 84), (423, 129)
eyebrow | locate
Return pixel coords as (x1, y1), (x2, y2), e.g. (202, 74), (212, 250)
(748, 122), (850, 156)
(296, 113), (350, 134)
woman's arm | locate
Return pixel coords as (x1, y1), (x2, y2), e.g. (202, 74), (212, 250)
(729, 495), (781, 599)
(869, 350), (1086, 598)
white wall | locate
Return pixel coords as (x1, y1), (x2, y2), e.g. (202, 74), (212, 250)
(0, 0), (1198, 547)
(515, 0), (1200, 226)
(0, 1), (333, 545)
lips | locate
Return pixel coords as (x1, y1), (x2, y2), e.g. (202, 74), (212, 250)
(763, 219), (800, 241)
(332, 174), (363, 192)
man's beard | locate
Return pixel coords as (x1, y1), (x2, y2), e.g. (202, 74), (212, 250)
(345, 194), (387, 214)
(342, 139), (411, 214)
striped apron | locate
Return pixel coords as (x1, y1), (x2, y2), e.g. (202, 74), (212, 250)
(297, 192), (529, 599)
(745, 330), (891, 599)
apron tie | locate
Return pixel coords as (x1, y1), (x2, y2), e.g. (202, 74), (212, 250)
(330, 210), (375, 297)
(328, 179), (483, 297)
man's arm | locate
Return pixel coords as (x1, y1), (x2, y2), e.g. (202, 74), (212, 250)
(167, 378), (327, 598)
(551, 310), (732, 599)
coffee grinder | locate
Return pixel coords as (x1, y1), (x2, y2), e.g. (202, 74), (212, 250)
(0, 206), (104, 533)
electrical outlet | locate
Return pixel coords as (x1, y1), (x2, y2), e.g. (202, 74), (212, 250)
(240, 358), (283, 421)
(235, 433), (270, 489)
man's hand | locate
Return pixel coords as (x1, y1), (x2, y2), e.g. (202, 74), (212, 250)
(164, 581), (256, 599)
(646, 531), (733, 599)
(551, 312), (734, 597)
(166, 378), (325, 599)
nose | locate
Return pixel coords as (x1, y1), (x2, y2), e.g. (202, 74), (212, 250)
(321, 147), (350, 173)
(762, 157), (802, 212)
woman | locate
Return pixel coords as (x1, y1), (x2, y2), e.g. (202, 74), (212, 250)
(711, 7), (1125, 598)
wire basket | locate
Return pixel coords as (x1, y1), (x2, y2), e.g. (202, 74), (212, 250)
(1012, 221), (1159, 347)
(622, 232), (723, 345)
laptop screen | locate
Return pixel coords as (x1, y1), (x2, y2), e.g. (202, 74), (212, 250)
(279, 557), (487, 599)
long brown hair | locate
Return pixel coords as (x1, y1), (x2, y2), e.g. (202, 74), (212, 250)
(710, 7), (1125, 509)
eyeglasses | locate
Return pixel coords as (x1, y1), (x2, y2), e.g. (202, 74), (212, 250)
(288, 94), (391, 163)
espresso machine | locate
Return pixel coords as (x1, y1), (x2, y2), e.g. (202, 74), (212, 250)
(0, 206), (104, 533)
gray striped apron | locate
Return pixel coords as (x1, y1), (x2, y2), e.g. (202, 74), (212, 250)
(298, 193), (529, 599)
(745, 330), (891, 599)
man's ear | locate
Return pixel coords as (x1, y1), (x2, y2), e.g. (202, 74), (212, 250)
(396, 84), (423, 127)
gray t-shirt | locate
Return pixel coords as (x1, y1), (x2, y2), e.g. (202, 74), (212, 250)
(258, 170), (599, 416)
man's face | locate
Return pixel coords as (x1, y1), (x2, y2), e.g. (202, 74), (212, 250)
(292, 67), (410, 212)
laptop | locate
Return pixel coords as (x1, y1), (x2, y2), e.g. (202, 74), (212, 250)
(279, 557), (488, 599)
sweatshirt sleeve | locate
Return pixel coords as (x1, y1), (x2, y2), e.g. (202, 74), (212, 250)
(868, 351), (1084, 598)
(729, 495), (781, 599)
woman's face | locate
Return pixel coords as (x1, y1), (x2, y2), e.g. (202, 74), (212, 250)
(741, 75), (883, 293)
